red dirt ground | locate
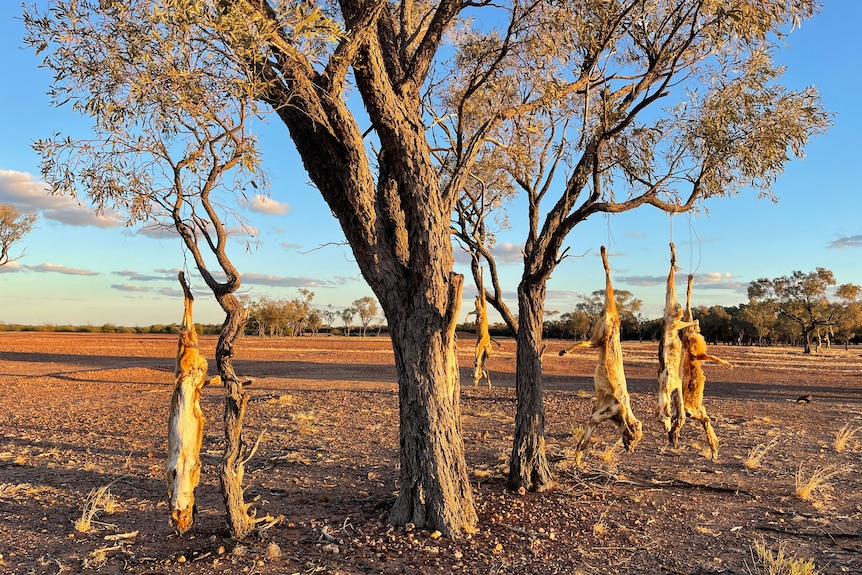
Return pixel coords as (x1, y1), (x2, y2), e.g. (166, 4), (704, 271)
(1, 332), (860, 574)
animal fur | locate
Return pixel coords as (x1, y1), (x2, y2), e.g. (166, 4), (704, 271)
(559, 246), (643, 464)
(680, 274), (732, 460)
(166, 272), (215, 534)
(657, 243), (697, 449)
(465, 277), (496, 388)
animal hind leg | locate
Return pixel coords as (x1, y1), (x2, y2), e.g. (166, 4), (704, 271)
(688, 406), (719, 460)
(667, 388), (686, 448)
(574, 402), (621, 466)
(474, 348), (491, 387)
(620, 408), (643, 452)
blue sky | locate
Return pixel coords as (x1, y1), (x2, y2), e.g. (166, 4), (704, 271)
(1, 2), (860, 327)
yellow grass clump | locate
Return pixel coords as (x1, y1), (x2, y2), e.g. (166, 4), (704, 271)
(74, 483), (119, 533)
(745, 538), (818, 575)
(794, 464), (849, 503)
(744, 437), (779, 470)
(834, 423), (861, 453)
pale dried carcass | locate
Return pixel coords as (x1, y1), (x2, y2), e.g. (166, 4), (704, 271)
(559, 246), (642, 464)
(166, 272), (219, 533)
(464, 276), (498, 387)
(680, 274), (732, 460)
(657, 243), (698, 449)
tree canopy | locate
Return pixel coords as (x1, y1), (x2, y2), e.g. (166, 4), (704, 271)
(0, 205), (37, 268)
(748, 268), (837, 353)
(23, 0), (834, 536)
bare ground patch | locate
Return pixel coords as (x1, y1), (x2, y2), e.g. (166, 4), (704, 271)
(1, 332), (860, 574)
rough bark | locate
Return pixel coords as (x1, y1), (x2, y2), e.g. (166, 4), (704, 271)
(228, 0), (478, 535)
(214, 293), (259, 540)
(508, 282), (553, 492)
(387, 274), (477, 534)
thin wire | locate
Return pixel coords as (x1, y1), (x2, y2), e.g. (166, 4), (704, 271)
(605, 212), (614, 250)
(687, 212), (703, 276)
(180, 242), (192, 292)
(668, 211), (674, 264)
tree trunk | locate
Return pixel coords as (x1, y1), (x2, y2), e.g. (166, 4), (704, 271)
(802, 326), (813, 354)
(508, 282), (554, 492)
(214, 294), (259, 540)
(386, 273), (477, 536)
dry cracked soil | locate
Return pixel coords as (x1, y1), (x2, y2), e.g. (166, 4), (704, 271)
(1, 332), (861, 574)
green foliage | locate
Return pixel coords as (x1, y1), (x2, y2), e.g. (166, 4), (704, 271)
(0, 204), (37, 267)
(352, 296), (381, 337)
(445, 0), (831, 342)
(748, 269), (838, 352)
(245, 290), (318, 337)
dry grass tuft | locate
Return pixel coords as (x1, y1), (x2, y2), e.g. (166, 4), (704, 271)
(268, 394), (295, 406)
(592, 504), (613, 537)
(745, 538), (818, 575)
(744, 437), (779, 470)
(292, 411), (318, 436)
(834, 423), (861, 453)
(556, 446), (583, 472)
(597, 438), (622, 465)
(74, 483), (119, 533)
(794, 464), (848, 503)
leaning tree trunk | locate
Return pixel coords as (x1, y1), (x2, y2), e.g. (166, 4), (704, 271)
(508, 282), (554, 492)
(386, 273), (477, 535)
(214, 293), (258, 539)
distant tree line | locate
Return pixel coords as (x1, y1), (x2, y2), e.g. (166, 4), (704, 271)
(5, 269), (859, 351)
(241, 291), (383, 338)
(461, 268), (862, 352)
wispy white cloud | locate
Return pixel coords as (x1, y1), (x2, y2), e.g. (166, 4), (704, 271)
(0, 261), (22, 273)
(828, 234), (862, 249)
(134, 219), (258, 241)
(0, 169), (123, 228)
(242, 272), (355, 288)
(240, 194), (291, 215)
(112, 269), (178, 282)
(111, 283), (152, 292)
(26, 262), (100, 276)
(493, 242), (525, 264)
(281, 241), (302, 250)
(618, 274), (665, 287)
(454, 241), (525, 266)
(619, 271), (748, 295)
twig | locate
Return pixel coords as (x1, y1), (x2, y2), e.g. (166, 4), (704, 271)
(500, 524), (552, 539)
(650, 477), (751, 495)
(104, 531), (138, 541)
(240, 428), (267, 467)
(754, 524), (860, 538)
